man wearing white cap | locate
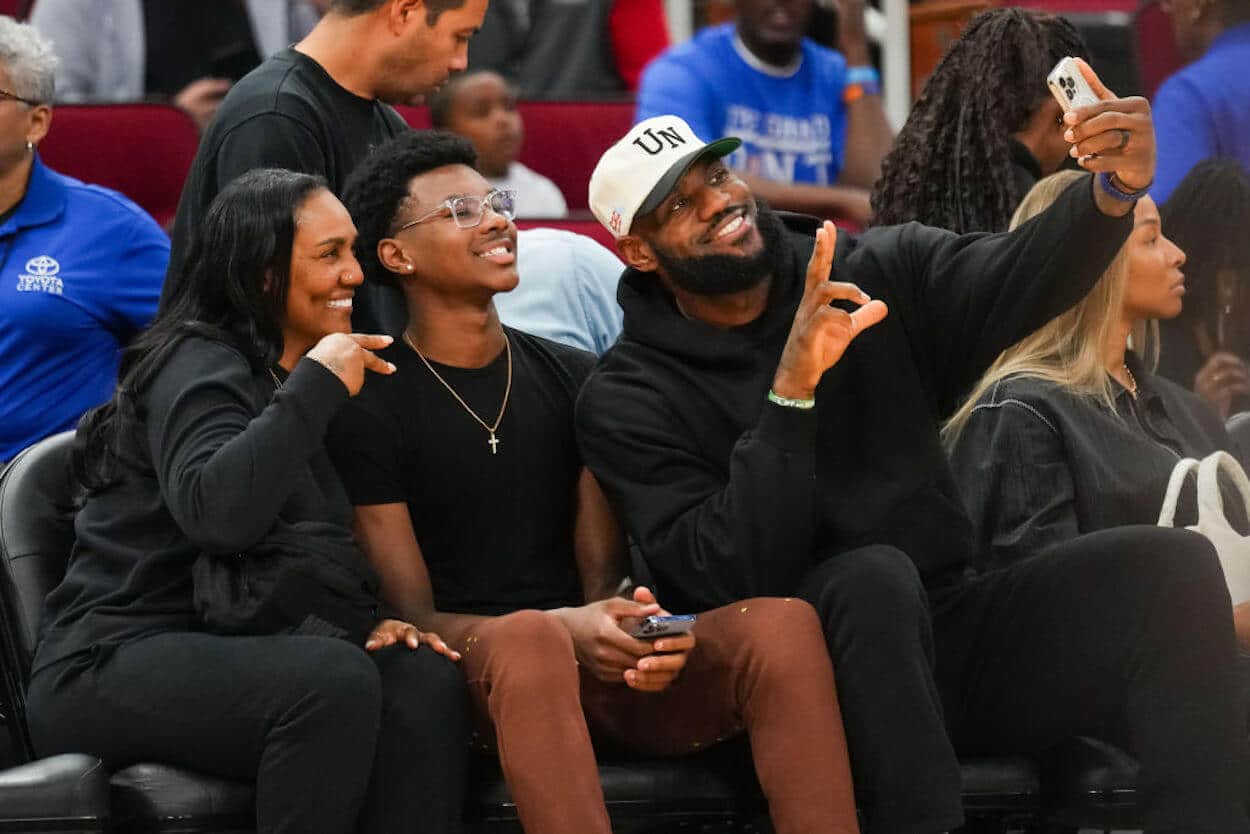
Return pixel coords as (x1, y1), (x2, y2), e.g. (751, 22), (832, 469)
(577, 94), (1250, 833)
(329, 128), (862, 834)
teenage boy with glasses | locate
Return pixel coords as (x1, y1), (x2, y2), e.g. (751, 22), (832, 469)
(328, 129), (864, 834)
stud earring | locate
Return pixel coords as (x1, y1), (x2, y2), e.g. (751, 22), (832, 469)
(405, 264), (414, 271)
(25, 141), (33, 151)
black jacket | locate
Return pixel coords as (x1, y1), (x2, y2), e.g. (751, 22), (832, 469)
(575, 175), (1133, 613)
(948, 352), (1242, 573)
(34, 337), (374, 674)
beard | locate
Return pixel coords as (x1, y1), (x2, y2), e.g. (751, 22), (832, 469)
(651, 199), (786, 297)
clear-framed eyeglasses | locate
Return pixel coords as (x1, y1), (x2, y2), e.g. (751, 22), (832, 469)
(397, 189), (517, 231)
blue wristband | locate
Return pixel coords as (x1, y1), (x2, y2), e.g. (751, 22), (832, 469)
(846, 66), (881, 86)
(1098, 171), (1151, 202)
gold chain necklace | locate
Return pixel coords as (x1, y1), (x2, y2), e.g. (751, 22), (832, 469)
(1122, 362), (1139, 398)
(403, 330), (512, 455)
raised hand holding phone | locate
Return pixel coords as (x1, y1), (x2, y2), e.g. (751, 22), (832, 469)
(1047, 57), (1100, 113)
(1056, 58), (1156, 205)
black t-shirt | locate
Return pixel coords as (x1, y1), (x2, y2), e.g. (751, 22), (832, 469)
(163, 47), (410, 332)
(327, 329), (596, 616)
(142, 0), (261, 95)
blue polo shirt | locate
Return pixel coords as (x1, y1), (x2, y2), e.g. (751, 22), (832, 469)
(0, 156), (168, 461)
(636, 24), (850, 186)
(1152, 22), (1250, 202)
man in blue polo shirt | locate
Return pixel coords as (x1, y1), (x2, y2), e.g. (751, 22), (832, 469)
(635, 0), (894, 226)
(0, 17), (168, 464)
(1151, 0), (1250, 201)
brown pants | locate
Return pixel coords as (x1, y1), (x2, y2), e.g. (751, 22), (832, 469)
(440, 597), (858, 834)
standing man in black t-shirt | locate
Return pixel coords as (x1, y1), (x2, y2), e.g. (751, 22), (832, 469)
(327, 130), (863, 834)
(164, 0), (488, 334)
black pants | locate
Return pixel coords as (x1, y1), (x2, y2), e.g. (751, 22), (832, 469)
(799, 525), (1250, 834)
(26, 631), (471, 834)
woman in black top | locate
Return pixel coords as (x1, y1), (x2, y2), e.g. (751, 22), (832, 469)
(26, 169), (470, 834)
(1157, 159), (1250, 419)
(944, 169), (1250, 644)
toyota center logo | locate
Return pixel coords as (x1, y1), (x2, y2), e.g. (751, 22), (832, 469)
(16, 254), (64, 295)
(25, 255), (59, 276)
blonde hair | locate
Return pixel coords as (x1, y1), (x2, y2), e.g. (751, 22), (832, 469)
(942, 171), (1155, 448)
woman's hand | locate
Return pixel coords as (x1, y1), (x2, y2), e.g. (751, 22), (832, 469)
(307, 333), (396, 396)
(1062, 59), (1155, 197)
(364, 619), (461, 661)
(1195, 352), (1250, 419)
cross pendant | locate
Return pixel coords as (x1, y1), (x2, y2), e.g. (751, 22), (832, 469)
(488, 432), (500, 455)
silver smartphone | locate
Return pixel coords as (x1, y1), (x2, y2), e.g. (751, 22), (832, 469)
(1047, 56), (1100, 112)
(628, 614), (697, 640)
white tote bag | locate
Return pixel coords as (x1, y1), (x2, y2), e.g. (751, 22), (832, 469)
(1157, 451), (1250, 605)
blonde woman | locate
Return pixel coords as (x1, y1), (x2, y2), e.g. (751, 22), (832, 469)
(945, 170), (1250, 643)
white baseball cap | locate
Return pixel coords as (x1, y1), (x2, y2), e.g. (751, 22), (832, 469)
(588, 115), (741, 238)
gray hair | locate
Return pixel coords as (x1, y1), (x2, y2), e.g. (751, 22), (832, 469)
(0, 16), (57, 104)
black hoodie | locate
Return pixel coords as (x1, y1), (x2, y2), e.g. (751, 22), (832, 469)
(575, 175), (1134, 614)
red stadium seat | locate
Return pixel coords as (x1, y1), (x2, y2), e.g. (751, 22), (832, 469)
(39, 103), (200, 228)
(396, 105), (432, 130)
(397, 100), (635, 212)
(513, 101), (634, 211)
(0, 0), (35, 19)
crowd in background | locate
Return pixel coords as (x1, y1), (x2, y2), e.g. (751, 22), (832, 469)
(0, 0), (1249, 832)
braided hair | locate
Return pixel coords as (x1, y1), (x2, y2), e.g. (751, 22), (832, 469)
(870, 8), (1088, 233)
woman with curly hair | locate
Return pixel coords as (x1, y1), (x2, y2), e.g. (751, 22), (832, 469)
(870, 7), (1089, 233)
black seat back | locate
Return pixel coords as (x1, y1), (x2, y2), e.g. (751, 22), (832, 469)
(0, 432), (79, 760)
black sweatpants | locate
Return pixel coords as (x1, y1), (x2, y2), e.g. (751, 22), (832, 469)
(799, 525), (1250, 834)
(26, 631), (471, 834)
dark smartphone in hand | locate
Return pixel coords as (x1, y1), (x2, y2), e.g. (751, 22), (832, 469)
(628, 614), (696, 640)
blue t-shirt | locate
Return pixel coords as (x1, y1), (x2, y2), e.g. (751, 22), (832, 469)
(1151, 22), (1250, 202)
(636, 24), (849, 186)
(0, 156), (168, 461)
(494, 228), (623, 356)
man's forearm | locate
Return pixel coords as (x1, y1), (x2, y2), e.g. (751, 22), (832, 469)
(830, 4), (893, 188)
(1090, 174), (1140, 218)
(419, 609), (490, 637)
(838, 95), (894, 188)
